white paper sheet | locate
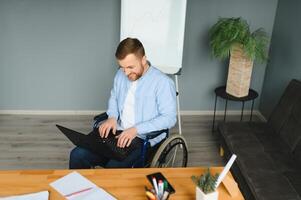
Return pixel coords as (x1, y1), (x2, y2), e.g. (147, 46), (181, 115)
(50, 171), (116, 200)
(0, 191), (49, 200)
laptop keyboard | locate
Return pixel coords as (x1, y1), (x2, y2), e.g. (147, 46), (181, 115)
(101, 132), (124, 152)
(92, 130), (142, 160)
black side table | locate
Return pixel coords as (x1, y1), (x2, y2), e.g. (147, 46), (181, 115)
(212, 86), (258, 132)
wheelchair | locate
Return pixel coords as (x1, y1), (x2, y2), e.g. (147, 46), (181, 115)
(93, 112), (188, 168)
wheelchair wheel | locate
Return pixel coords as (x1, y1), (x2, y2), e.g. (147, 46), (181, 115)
(150, 134), (188, 167)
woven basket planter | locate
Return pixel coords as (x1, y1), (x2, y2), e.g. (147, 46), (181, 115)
(226, 45), (254, 97)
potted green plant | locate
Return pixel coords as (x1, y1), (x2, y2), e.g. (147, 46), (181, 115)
(191, 168), (219, 200)
(209, 17), (269, 97)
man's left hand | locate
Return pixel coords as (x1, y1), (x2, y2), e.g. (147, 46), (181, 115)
(116, 127), (137, 148)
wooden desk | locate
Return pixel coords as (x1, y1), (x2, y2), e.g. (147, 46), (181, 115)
(0, 167), (244, 200)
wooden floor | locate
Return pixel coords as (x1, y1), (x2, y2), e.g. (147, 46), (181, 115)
(0, 114), (260, 170)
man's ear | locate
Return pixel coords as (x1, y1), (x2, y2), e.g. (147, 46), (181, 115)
(142, 55), (147, 66)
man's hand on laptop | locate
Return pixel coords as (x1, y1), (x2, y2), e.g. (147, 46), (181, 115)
(99, 117), (117, 138)
(116, 127), (137, 148)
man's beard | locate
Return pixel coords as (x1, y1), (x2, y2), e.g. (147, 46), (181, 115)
(128, 73), (142, 81)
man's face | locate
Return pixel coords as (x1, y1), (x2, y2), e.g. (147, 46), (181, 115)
(117, 53), (147, 81)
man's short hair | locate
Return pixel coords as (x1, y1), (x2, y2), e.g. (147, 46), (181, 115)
(115, 38), (145, 59)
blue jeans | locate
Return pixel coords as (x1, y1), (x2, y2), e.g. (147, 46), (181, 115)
(69, 146), (142, 169)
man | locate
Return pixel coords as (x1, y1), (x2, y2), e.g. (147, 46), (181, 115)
(69, 38), (177, 168)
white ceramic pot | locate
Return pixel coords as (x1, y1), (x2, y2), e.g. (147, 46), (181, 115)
(196, 187), (218, 200)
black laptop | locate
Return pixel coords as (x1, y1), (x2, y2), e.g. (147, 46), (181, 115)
(56, 124), (142, 161)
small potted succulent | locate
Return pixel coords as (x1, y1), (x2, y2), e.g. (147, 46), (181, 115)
(191, 168), (219, 200)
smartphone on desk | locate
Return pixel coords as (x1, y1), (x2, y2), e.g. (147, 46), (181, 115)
(146, 172), (175, 194)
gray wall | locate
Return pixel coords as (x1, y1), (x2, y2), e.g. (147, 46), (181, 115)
(259, 0), (301, 118)
(0, 0), (278, 111)
(0, 0), (120, 110)
(180, 0), (277, 110)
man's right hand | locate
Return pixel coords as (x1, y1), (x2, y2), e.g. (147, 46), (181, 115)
(98, 117), (117, 138)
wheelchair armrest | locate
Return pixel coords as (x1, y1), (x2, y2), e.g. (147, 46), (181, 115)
(92, 112), (108, 130)
(145, 129), (169, 140)
(135, 129), (169, 168)
(93, 112), (108, 121)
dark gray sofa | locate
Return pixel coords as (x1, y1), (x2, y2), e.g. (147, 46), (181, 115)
(218, 79), (301, 200)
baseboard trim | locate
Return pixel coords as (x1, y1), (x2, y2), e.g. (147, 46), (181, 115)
(0, 109), (265, 118)
(0, 110), (105, 115)
(180, 110), (260, 115)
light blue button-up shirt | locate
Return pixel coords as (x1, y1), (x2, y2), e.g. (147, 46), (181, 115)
(106, 65), (177, 145)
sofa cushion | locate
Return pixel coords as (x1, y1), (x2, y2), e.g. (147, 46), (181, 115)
(268, 152), (299, 173)
(247, 171), (301, 200)
(284, 172), (301, 197)
(279, 97), (301, 152)
(219, 122), (264, 154)
(236, 152), (277, 174)
(235, 152), (300, 200)
(268, 79), (301, 135)
(293, 139), (301, 166)
(254, 131), (291, 153)
(219, 122), (255, 138)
